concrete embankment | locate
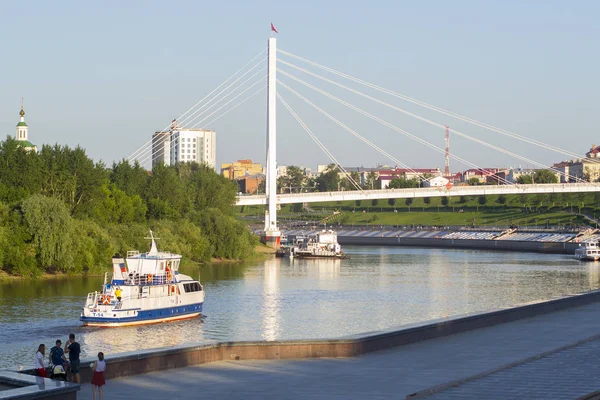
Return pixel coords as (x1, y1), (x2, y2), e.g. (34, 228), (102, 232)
(337, 235), (581, 254)
(7, 289), (600, 393)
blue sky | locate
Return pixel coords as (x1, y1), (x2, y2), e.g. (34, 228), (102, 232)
(1, 1), (598, 171)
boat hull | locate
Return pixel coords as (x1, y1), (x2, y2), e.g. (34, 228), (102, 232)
(293, 254), (347, 259)
(81, 302), (203, 327)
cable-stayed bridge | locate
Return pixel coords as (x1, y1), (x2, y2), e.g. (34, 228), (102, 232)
(236, 183), (600, 206)
(127, 34), (600, 247)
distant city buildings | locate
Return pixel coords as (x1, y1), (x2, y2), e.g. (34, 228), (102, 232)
(552, 144), (600, 183)
(423, 176), (450, 187)
(152, 120), (216, 169)
(237, 174), (265, 194)
(15, 100), (37, 152)
(221, 159), (263, 180)
(224, 141), (600, 193)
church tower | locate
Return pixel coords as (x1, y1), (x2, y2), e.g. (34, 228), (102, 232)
(15, 99), (36, 152)
(16, 99), (28, 141)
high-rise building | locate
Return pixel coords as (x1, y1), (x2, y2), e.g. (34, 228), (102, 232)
(152, 120), (216, 169)
(152, 131), (170, 168)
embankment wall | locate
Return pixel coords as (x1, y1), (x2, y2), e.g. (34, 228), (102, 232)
(12, 289), (600, 385)
(337, 235), (581, 254)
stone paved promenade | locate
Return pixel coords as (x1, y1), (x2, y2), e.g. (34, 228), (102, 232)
(77, 300), (600, 400)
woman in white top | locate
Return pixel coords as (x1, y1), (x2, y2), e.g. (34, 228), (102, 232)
(91, 351), (106, 400)
(34, 344), (46, 377)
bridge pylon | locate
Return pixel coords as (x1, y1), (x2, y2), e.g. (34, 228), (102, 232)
(261, 36), (281, 248)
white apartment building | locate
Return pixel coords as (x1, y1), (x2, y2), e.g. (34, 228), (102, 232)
(152, 120), (216, 169)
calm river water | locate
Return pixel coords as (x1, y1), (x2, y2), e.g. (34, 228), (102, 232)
(1, 246), (598, 370)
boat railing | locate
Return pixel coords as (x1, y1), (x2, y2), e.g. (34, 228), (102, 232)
(84, 291), (101, 308)
(124, 272), (173, 286)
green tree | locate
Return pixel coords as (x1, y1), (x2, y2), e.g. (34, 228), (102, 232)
(533, 169), (558, 184)
(21, 194), (74, 272)
(388, 177), (419, 189)
(497, 194), (507, 204)
(371, 199), (379, 207)
(441, 197), (449, 206)
(0, 137), (43, 203)
(517, 175), (533, 184)
(468, 177), (480, 186)
(405, 198), (413, 207)
(111, 159), (149, 198)
(387, 198), (396, 207)
(278, 165), (306, 193)
(365, 171), (378, 190)
(90, 183), (147, 224)
(478, 195), (487, 205)
(146, 164), (188, 219)
(424, 197), (431, 205)
(316, 164), (341, 192)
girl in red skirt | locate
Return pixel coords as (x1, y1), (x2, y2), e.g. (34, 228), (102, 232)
(34, 344), (47, 377)
(91, 352), (106, 400)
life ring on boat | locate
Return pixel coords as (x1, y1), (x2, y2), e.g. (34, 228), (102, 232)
(101, 295), (111, 305)
(147, 274), (153, 283)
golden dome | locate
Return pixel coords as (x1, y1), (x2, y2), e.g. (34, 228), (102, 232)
(19, 108), (25, 117)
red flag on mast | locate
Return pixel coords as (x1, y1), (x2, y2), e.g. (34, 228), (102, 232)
(271, 23), (278, 33)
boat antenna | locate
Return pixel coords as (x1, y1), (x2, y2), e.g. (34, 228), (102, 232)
(145, 229), (160, 255)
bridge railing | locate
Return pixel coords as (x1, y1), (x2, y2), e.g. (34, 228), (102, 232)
(236, 182), (600, 206)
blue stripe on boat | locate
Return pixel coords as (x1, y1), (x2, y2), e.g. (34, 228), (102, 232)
(80, 302), (203, 323)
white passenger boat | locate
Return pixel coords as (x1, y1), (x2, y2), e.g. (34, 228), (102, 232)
(80, 231), (205, 327)
(292, 230), (347, 259)
(575, 240), (600, 261)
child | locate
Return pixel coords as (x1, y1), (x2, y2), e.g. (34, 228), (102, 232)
(91, 352), (106, 400)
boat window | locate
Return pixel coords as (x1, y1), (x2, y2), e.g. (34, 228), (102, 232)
(183, 282), (202, 293)
(160, 261), (164, 270)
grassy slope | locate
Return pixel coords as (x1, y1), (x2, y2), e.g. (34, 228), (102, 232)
(236, 193), (598, 228)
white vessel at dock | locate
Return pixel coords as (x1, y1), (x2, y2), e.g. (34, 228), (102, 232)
(291, 230), (346, 259)
(575, 240), (600, 261)
(80, 231), (204, 327)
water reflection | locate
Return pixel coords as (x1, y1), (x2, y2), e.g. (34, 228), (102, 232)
(261, 258), (280, 341)
(2, 247), (600, 369)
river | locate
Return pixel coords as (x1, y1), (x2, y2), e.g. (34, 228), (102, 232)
(1, 246), (598, 370)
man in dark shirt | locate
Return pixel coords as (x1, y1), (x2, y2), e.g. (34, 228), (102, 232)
(50, 339), (65, 366)
(65, 333), (81, 383)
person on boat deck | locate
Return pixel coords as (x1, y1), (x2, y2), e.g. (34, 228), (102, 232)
(115, 287), (123, 302)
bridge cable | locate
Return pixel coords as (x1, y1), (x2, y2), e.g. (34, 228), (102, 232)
(278, 64), (581, 184)
(277, 79), (430, 183)
(138, 60), (267, 166)
(277, 93), (364, 192)
(278, 49), (597, 167)
(126, 48), (266, 164)
(135, 66), (266, 166)
(142, 82), (266, 166)
(278, 69), (514, 186)
(139, 78), (267, 166)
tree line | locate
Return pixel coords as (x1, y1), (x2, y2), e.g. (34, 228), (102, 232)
(0, 137), (257, 276)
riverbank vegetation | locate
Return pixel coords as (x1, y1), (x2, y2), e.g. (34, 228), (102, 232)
(0, 137), (257, 277)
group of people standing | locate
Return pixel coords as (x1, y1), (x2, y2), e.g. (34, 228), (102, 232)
(34, 333), (106, 400)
